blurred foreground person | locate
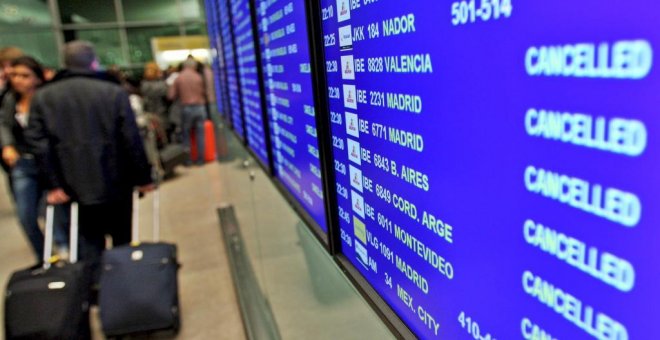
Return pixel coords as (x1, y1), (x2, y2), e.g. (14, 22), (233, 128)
(0, 56), (69, 261)
(25, 41), (154, 275)
(0, 47), (23, 196)
(0, 46), (23, 94)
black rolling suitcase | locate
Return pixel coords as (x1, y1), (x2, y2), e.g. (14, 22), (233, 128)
(99, 190), (181, 337)
(159, 143), (188, 177)
(4, 204), (91, 340)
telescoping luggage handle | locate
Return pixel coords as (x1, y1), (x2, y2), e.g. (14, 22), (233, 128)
(43, 203), (79, 269)
(131, 188), (161, 245)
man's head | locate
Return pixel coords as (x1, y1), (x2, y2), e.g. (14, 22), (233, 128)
(64, 40), (99, 71)
(183, 58), (198, 70)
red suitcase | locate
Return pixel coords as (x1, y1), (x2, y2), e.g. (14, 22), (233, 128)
(190, 120), (216, 163)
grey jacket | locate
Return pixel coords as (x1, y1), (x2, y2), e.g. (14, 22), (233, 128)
(140, 80), (168, 117)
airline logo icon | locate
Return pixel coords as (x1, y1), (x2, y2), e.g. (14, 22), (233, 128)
(341, 55), (355, 80)
(353, 216), (367, 244)
(337, 0), (350, 22)
(349, 165), (363, 192)
(263, 33), (270, 47)
(347, 139), (361, 165)
(354, 240), (369, 268)
(343, 84), (357, 109)
(351, 190), (365, 218)
(353, 217), (366, 244)
(272, 107), (279, 121)
(345, 112), (359, 137)
(339, 25), (352, 50)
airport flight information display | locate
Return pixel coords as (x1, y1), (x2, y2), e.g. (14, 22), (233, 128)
(231, 0), (269, 165)
(322, 1), (659, 338)
(205, 0), (226, 118)
(215, 41), (231, 120)
(256, 0), (328, 231)
(219, 0), (244, 138)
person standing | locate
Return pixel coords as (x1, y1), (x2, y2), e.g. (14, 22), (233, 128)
(168, 58), (207, 165)
(165, 64), (182, 143)
(141, 62), (170, 142)
(24, 41), (153, 271)
(141, 62), (168, 123)
(0, 56), (69, 261)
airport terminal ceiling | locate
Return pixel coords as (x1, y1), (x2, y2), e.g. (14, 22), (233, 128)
(0, 0), (207, 67)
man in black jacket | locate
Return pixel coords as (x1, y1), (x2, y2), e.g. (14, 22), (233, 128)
(25, 41), (153, 265)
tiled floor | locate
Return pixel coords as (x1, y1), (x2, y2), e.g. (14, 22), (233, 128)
(0, 163), (246, 340)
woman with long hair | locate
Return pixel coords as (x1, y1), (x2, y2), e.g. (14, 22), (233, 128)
(141, 62), (170, 139)
(0, 56), (68, 261)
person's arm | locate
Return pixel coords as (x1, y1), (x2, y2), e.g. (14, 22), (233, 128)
(204, 67), (215, 103)
(0, 93), (19, 167)
(167, 77), (178, 101)
(116, 90), (153, 192)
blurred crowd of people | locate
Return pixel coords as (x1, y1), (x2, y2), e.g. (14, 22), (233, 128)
(106, 55), (214, 152)
(0, 41), (213, 274)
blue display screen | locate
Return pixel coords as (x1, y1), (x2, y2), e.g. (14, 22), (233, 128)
(219, 0), (244, 138)
(321, 0), (659, 338)
(205, 0), (226, 118)
(256, 0), (328, 231)
(231, 0), (269, 165)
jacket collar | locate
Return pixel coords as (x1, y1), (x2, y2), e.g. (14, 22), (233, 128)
(50, 69), (121, 85)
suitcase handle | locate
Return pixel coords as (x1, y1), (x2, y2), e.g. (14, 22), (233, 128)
(43, 203), (79, 269)
(131, 188), (161, 244)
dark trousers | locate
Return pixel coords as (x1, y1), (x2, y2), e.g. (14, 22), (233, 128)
(79, 195), (132, 283)
(11, 158), (69, 261)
